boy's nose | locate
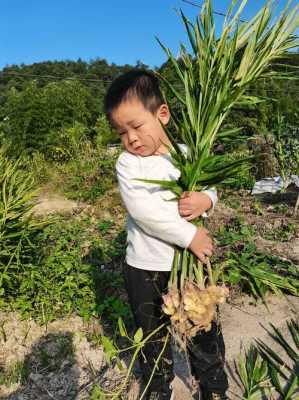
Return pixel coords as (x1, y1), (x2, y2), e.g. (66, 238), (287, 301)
(127, 131), (138, 144)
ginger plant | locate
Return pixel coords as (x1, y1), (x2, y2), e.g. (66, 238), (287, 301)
(138, 0), (299, 342)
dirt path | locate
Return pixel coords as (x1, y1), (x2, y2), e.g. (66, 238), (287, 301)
(31, 191), (82, 216)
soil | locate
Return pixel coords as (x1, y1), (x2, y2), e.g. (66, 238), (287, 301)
(1, 295), (298, 399)
(207, 194), (299, 264)
(31, 190), (85, 216)
(1, 187), (298, 400)
(0, 313), (107, 399)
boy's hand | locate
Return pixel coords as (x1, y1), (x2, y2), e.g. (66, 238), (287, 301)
(188, 227), (213, 264)
(178, 191), (212, 221)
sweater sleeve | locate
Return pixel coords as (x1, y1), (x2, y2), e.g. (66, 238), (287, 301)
(201, 188), (217, 217)
(116, 152), (197, 249)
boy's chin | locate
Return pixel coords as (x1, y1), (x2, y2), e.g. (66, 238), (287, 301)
(128, 146), (151, 156)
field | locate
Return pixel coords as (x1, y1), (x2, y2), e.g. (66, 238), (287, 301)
(0, 176), (298, 399)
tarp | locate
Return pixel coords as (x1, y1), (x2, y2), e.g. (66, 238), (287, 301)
(252, 175), (299, 195)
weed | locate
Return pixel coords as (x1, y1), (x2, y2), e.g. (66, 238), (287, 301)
(55, 143), (118, 202)
(262, 222), (295, 242)
(97, 297), (130, 324)
(0, 360), (30, 386)
(215, 217), (299, 300)
(252, 200), (265, 216)
(98, 220), (115, 233)
(106, 230), (127, 260)
(227, 198), (241, 209)
(216, 216), (256, 246)
(271, 203), (290, 214)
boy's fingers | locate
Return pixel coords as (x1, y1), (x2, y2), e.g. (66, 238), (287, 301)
(205, 236), (213, 245)
(201, 227), (210, 235)
(181, 191), (191, 199)
(179, 208), (191, 216)
(196, 252), (206, 263)
(185, 215), (194, 221)
(179, 198), (192, 207)
(207, 242), (214, 252)
(197, 252), (207, 264)
(203, 248), (213, 257)
(203, 240), (213, 249)
(202, 240), (213, 252)
(179, 206), (194, 215)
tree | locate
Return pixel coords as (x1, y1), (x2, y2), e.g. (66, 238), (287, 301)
(2, 80), (93, 158)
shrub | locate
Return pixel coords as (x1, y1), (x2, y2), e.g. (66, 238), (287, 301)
(0, 145), (48, 305)
(54, 142), (119, 202)
(93, 115), (120, 147)
(1, 80), (93, 159)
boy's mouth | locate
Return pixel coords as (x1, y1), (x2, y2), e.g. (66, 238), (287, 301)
(135, 145), (145, 152)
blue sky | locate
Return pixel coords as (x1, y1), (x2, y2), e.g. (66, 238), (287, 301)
(1, 0), (298, 70)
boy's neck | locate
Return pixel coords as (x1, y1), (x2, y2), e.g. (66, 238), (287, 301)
(153, 145), (170, 156)
(152, 138), (172, 156)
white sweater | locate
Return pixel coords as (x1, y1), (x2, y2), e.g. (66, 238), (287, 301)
(115, 146), (217, 271)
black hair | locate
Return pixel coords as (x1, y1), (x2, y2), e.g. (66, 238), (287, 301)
(104, 69), (164, 122)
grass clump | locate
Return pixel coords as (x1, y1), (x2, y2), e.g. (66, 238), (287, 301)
(0, 360), (30, 386)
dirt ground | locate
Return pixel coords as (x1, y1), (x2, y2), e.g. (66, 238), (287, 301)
(1, 295), (298, 400)
(31, 190), (83, 216)
(0, 188), (298, 400)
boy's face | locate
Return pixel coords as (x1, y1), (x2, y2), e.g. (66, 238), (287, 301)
(111, 97), (171, 156)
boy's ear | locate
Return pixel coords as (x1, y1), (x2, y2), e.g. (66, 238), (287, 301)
(157, 104), (170, 125)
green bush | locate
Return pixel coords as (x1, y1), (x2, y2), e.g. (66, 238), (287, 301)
(54, 142), (119, 202)
(0, 146), (48, 304)
(1, 207), (129, 324)
(269, 113), (299, 179)
(20, 142), (119, 202)
(9, 216), (103, 322)
(1, 80), (93, 159)
(0, 145), (119, 322)
(93, 115), (120, 147)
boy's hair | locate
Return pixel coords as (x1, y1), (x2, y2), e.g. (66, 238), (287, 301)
(104, 69), (164, 122)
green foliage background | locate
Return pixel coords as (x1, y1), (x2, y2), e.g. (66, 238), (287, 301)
(0, 54), (299, 162)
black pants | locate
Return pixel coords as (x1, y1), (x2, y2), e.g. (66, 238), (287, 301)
(123, 263), (228, 395)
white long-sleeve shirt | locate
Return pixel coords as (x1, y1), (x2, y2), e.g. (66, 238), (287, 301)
(115, 145), (217, 271)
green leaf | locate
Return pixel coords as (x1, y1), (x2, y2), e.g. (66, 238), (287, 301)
(117, 317), (127, 338)
(101, 335), (117, 365)
(133, 178), (183, 197)
(134, 327), (143, 344)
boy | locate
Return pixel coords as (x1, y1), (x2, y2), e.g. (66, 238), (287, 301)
(104, 70), (228, 400)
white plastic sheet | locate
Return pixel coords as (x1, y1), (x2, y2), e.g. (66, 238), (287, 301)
(252, 175), (299, 195)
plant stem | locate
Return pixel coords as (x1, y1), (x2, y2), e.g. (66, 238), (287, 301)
(188, 253), (194, 281)
(169, 248), (179, 288)
(108, 322), (168, 399)
(194, 259), (204, 288)
(139, 331), (170, 400)
(206, 258), (215, 286)
(180, 249), (188, 291)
